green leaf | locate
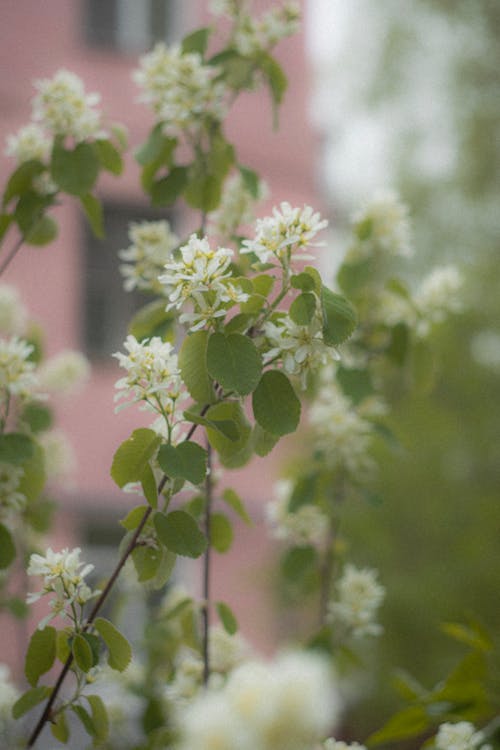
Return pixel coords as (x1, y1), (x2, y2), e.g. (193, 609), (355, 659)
(179, 330), (215, 403)
(82, 633), (101, 667)
(440, 621), (493, 652)
(6, 596), (29, 619)
(206, 332), (262, 395)
(0, 213), (13, 242)
(216, 601), (238, 635)
(19, 441), (46, 502)
(183, 409), (240, 441)
(25, 626), (57, 687)
(1, 506), (26, 557)
(222, 487), (252, 525)
(252, 370), (300, 436)
(184, 167), (223, 212)
(238, 165), (261, 198)
(72, 633), (93, 673)
(120, 504), (149, 531)
(211, 512), (233, 553)
(258, 52), (287, 125)
(51, 709), (70, 743)
(157, 441), (208, 485)
(85, 695), (109, 742)
(291, 272), (317, 292)
(140, 463), (158, 508)
(128, 299), (175, 342)
(205, 401), (253, 467)
(110, 428), (161, 488)
(80, 193), (104, 238)
(336, 367), (374, 404)
(72, 704), (96, 738)
(25, 214), (58, 246)
(21, 402), (53, 433)
(321, 285), (358, 346)
(154, 510), (207, 558)
(253, 423), (279, 457)
(131, 544), (162, 582)
(387, 322), (410, 366)
(181, 26), (211, 55)
(14, 191), (52, 234)
(367, 706), (429, 745)
(51, 141), (99, 196)
(252, 274), (275, 298)
(12, 686), (51, 719)
(3, 159), (45, 206)
(56, 629), (72, 663)
(289, 292), (317, 325)
(94, 138), (123, 175)
(94, 617), (132, 672)
(210, 50), (255, 89)
(135, 126), (176, 167)
(336, 258), (374, 295)
(0, 433), (34, 463)
(281, 546), (317, 584)
(151, 166), (189, 206)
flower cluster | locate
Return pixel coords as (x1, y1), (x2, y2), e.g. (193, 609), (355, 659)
(32, 69), (104, 142)
(119, 220), (179, 294)
(263, 313), (334, 386)
(39, 349), (90, 394)
(414, 265), (463, 336)
(27, 547), (99, 629)
(212, 1), (300, 57)
(0, 463), (26, 518)
(134, 44), (227, 135)
(0, 664), (19, 722)
(435, 722), (489, 750)
(4, 123), (51, 165)
(159, 234), (248, 331)
(328, 564), (385, 638)
(113, 335), (186, 427)
(176, 650), (340, 750)
(266, 480), (328, 547)
(322, 741), (367, 750)
(0, 284), (28, 336)
(308, 382), (377, 480)
(0, 336), (38, 407)
(208, 171), (268, 241)
(40, 429), (76, 481)
(241, 202), (327, 267)
(347, 189), (412, 261)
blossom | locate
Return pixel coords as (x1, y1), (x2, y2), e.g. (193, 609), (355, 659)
(133, 44), (227, 135)
(328, 564), (385, 638)
(0, 462), (26, 517)
(27, 546), (98, 628)
(208, 171), (268, 241)
(119, 220), (179, 294)
(414, 265), (463, 336)
(32, 69), (104, 141)
(435, 722), (488, 750)
(113, 335), (185, 419)
(0, 336), (38, 404)
(40, 429), (76, 481)
(39, 350), (90, 394)
(0, 285), (28, 336)
(4, 123), (51, 164)
(215, 2), (300, 58)
(323, 741), (367, 750)
(266, 480), (328, 547)
(348, 190), (412, 261)
(209, 625), (251, 674)
(0, 664), (19, 720)
(242, 203), (327, 266)
(177, 650), (340, 750)
(308, 383), (376, 479)
(263, 313), (334, 385)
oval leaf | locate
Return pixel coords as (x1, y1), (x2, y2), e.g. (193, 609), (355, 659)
(51, 141), (99, 196)
(110, 428), (161, 489)
(179, 330), (215, 404)
(207, 333), (262, 396)
(252, 370), (300, 436)
(94, 617), (132, 672)
(25, 626), (57, 686)
(0, 523), (16, 569)
(157, 441), (207, 485)
(154, 510), (207, 558)
(216, 601), (238, 635)
(321, 285), (357, 346)
(211, 512), (233, 553)
(72, 633), (93, 673)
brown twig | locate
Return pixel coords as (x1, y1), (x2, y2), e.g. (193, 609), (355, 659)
(201, 443), (213, 686)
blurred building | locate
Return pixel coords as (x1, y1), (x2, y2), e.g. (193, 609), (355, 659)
(0, 0), (321, 669)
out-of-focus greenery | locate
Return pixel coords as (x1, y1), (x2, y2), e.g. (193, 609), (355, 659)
(329, 0), (500, 737)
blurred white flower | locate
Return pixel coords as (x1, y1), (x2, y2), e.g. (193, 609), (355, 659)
(435, 722), (488, 750)
(32, 69), (104, 141)
(4, 123), (51, 164)
(323, 740), (367, 750)
(40, 429), (76, 481)
(415, 265), (463, 336)
(119, 220), (179, 294)
(0, 462), (26, 517)
(0, 336), (38, 404)
(328, 564), (385, 638)
(208, 171), (268, 241)
(266, 481), (328, 547)
(39, 350), (90, 394)
(348, 190), (412, 260)
(0, 285), (28, 337)
(470, 329), (500, 372)
(264, 313), (334, 386)
(209, 624), (251, 674)
(0, 664), (19, 720)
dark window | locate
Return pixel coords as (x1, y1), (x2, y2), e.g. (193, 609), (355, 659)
(81, 201), (175, 360)
(83, 0), (178, 53)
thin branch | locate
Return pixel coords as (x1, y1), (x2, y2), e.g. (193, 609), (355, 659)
(0, 235), (24, 277)
(201, 442), (213, 686)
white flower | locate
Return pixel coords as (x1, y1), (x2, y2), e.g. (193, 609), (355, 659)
(266, 481), (328, 547)
(0, 285), (28, 336)
(208, 171), (268, 241)
(231, 3), (301, 57)
(166, 649), (204, 703)
(40, 429), (76, 481)
(242, 203), (327, 266)
(348, 190), (412, 260)
(328, 564), (385, 638)
(39, 350), (90, 394)
(0, 462), (26, 516)
(323, 740), (367, 750)
(113, 335), (185, 419)
(435, 722), (488, 750)
(119, 220), (179, 294)
(133, 44), (227, 135)
(4, 123), (52, 164)
(308, 383), (376, 479)
(0, 664), (19, 720)
(32, 69), (104, 142)
(263, 313), (333, 386)
(414, 265), (463, 336)
(0, 336), (38, 404)
(209, 625), (251, 674)
(27, 546), (98, 628)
